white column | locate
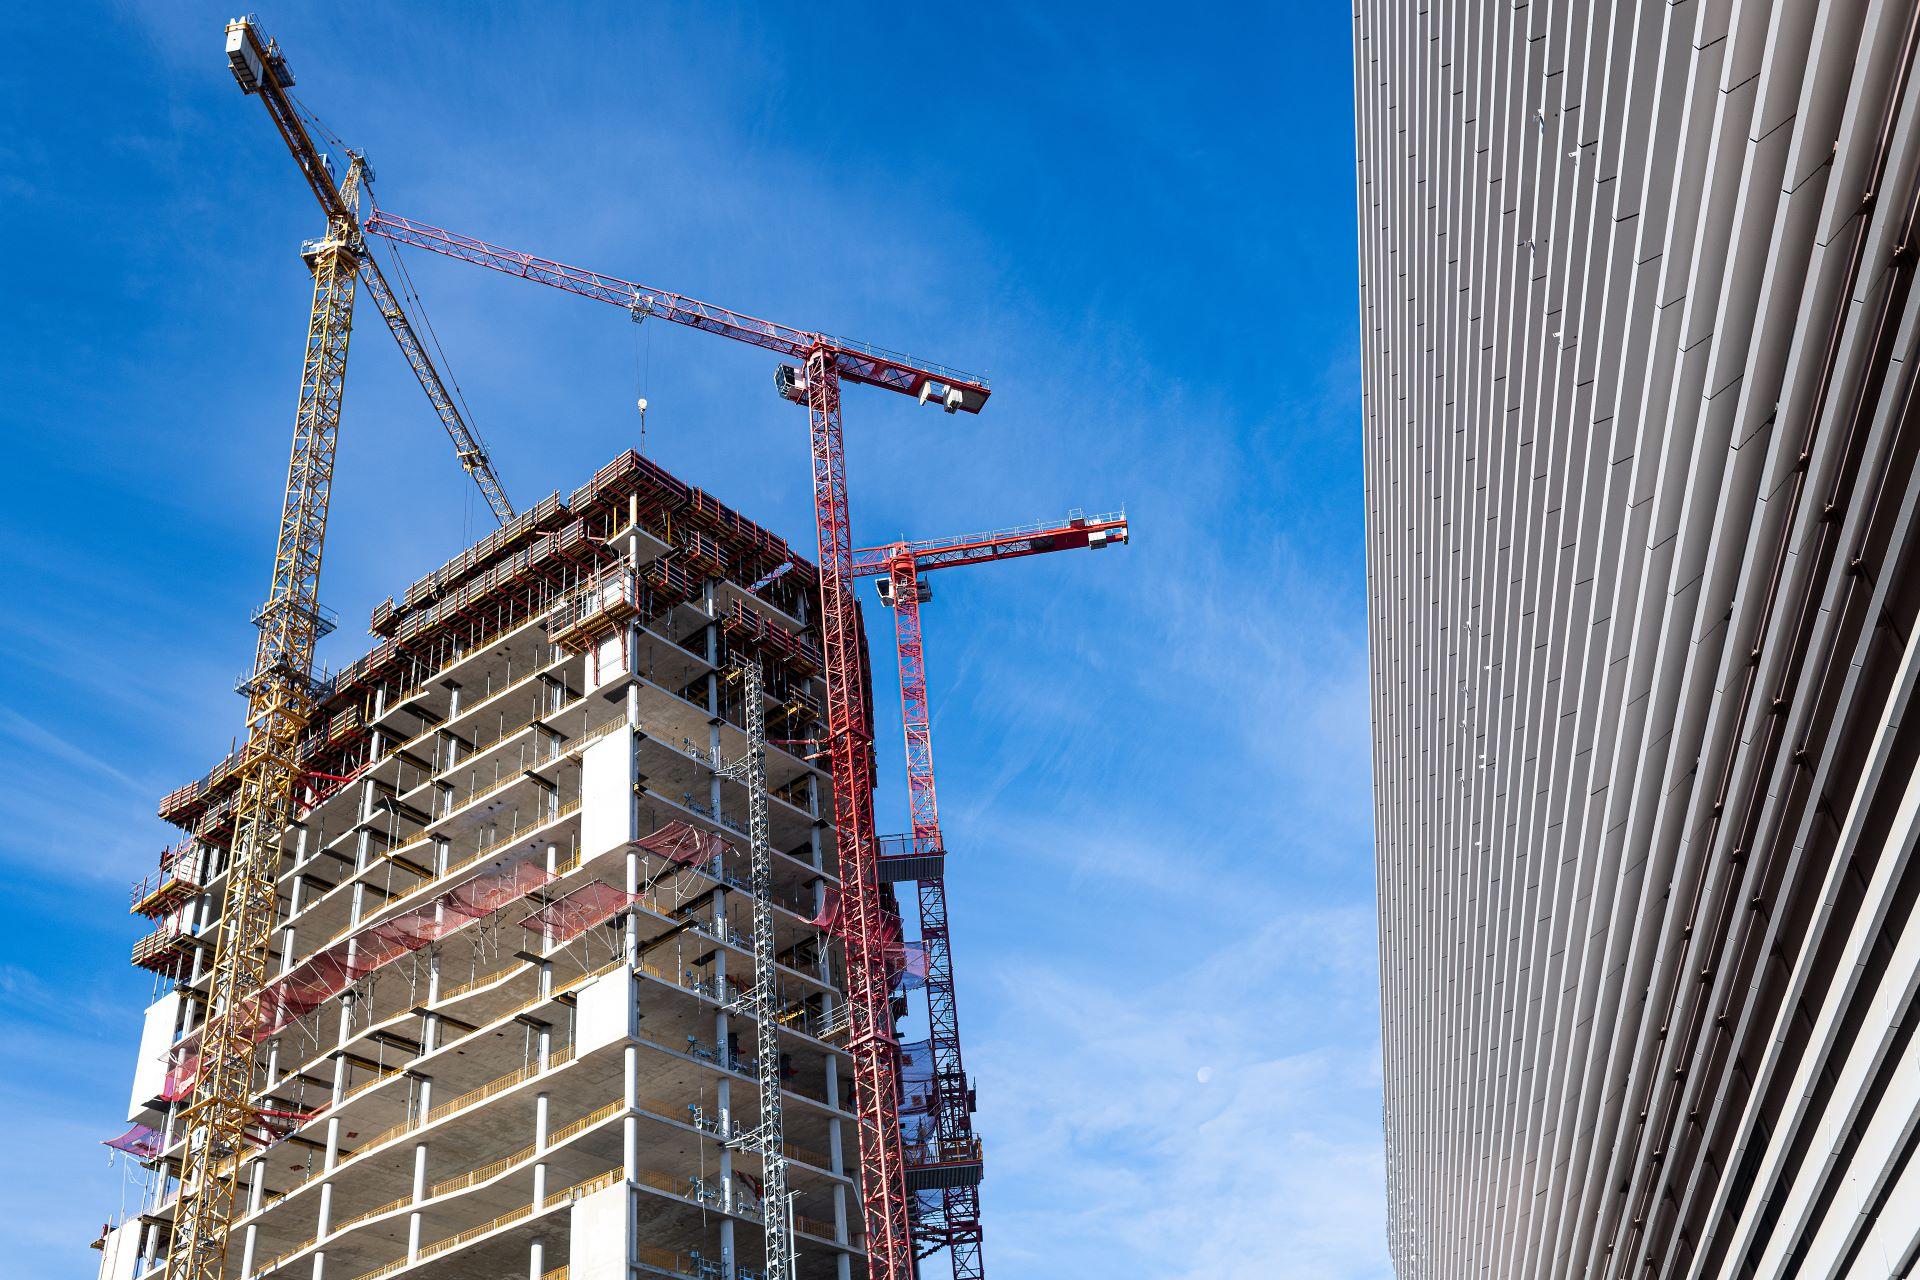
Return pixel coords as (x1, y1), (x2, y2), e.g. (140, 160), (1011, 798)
(238, 1155), (267, 1276)
(533, 1089), (551, 1204)
(623, 1041), (639, 1182)
(825, 1053), (850, 1248)
(407, 1076), (432, 1259)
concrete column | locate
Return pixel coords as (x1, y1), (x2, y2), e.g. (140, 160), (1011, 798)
(626, 681), (643, 965)
(529, 1236), (546, 1280)
(407, 1077), (432, 1259)
(238, 1155), (267, 1275)
(825, 1053), (850, 1248)
(715, 886), (736, 1280)
(625, 846), (641, 965)
(623, 1042), (639, 1182)
(719, 1067), (736, 1280)
(282, 870), (305, 978)
(533, 1089), (551, 1204)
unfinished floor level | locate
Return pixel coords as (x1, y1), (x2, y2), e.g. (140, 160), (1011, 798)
(98, 450), (873, 1280)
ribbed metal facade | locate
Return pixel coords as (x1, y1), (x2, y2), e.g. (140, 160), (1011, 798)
(1356, 2), (1920, 1276)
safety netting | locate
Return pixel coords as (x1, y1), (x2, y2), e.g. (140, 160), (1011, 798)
(244, 851), (554, 1039)
(899, 1038), (939, 1147)
(157, 821), (747, 1104)
(809, 889), (927, 989)
(636, 819), (731, 869)
(518, 880), (636, 945)
(163, 851), (554, 1098)
(810, 886), (842, 933)
(890, 940), (929, 992)
(102, 1123), (162, 1159)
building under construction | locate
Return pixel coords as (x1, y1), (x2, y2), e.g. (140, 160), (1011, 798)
(86, 15), (1131, 1280)
(101, 451), (889, 1280)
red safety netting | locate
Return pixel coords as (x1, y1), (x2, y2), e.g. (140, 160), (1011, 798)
(164, 852), (554, 1097)
(244, 851), (553, 1038)
(810, 886), (843, 934)
(810, 892), (924, 986)
(518, 880), (636, 945)
(161, 1051), (200, 1102)
(636, 819), (731, 868)
(103, 1123), (162, 1159)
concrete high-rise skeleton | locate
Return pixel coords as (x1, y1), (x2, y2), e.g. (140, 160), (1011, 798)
(99, 452), (870, 1280)
(1357, 2), (1920, 1275)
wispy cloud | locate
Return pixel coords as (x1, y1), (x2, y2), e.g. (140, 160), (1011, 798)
(973, 906), (1387, 1279)
(0, 706), (148, 795)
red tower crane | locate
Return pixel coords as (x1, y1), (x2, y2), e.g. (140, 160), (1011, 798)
(358, 209), (990, 1280)
(850, 508), (1131, 1278)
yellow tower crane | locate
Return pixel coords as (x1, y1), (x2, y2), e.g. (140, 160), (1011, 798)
(164, 18), (511, 1279)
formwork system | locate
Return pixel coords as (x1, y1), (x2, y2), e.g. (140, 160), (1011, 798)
(1359, 1), (1920, 1276)
(101, 452), (878, 1280)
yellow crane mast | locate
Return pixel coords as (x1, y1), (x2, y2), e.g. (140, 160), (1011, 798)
(164, 151), (358, 1280)
(166, 18), (508, 1277)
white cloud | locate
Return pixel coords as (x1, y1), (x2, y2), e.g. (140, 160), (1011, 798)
(966, 906), (1389, 1280)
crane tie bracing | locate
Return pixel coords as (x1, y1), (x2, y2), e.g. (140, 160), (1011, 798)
(359, 213), (992, 1280)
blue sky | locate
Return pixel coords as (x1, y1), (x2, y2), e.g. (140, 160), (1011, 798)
(0, 4), (1378, 1276)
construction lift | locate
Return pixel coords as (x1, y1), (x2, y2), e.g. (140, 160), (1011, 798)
(850, 509), (1131, 1278)
(161, 19), (515, 1280)
(358, 210), (993, 1280)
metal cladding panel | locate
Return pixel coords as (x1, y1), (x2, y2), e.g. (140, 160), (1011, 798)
(1358, 2), (1920, 1277)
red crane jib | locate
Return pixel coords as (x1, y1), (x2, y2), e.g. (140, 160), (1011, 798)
(850, 510), (1129, 579)
(361, 209), (992, 410)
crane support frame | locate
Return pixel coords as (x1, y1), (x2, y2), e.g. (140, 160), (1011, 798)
(802, 350), (919, 1279)
(164, 170), (362, 1280)
(864, 507), (1130, 1277)
(887, 558), (986, 1278)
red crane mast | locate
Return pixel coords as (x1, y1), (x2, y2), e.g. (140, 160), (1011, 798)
(851, 508), (1130, 1278)
(360, 209), (990, 1280)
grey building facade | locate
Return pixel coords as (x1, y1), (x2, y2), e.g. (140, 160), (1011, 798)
(1356, 2), (1920, 1275)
